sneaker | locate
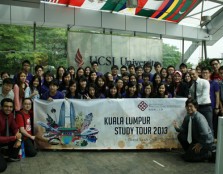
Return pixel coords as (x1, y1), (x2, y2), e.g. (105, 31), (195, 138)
(7, 157), (20, 162)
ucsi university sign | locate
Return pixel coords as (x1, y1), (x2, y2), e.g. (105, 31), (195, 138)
(89, 56), (159, 67)
(68, 32), (163, 73)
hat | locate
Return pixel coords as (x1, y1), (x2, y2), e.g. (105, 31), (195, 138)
(173, 70), (182, 77)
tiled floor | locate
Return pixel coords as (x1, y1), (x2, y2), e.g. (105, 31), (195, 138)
(2, 149), (215, 174)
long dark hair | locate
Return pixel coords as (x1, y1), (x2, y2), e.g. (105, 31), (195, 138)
(29, 75), (41, 93)
(66, 80), (78, 98)
(95, 75), (107, 96)
(16, 71), (28, 98)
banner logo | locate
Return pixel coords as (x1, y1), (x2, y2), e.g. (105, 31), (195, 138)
(138, 101), (148, 111)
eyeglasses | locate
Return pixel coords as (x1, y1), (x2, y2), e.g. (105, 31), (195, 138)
(211, 63), (219, 66)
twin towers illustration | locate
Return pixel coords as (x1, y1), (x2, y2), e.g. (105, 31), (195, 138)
(57, 101), (93, 129)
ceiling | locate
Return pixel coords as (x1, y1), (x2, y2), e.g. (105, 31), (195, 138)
(1, 0), (223, 62)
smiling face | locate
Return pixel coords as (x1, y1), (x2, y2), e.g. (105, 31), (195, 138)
(173, 73), (182, 83)
(22, 99), (32, 112)
(120, 68), (127, 75)
(155, 65), (161, 73)
(77, 69), (84, 77)
(45, 74), (53, 83)
(85, 68), (91, 76)
(110, 86), (117, 96)
(23, 63), (30, 73)
(186, 103), (197, 115)
(36, 68), (44, 77)
(90, 72), (97, 82)
(49, 84), (58, 95)
(129, 75), (137, 83)
(1, 73), (9, 80)
(136, 68), (143, 76)
(211, 60), (220, 72)
(144, 85), (152, 95)
(64, 74), (71, 84)
(58, 68), (65, 78)
(69, 83), (77, 93)
(190, 70), (198, 81)
(80, 80), (87, 89)
(19, 72), (27, 83)
(2, 101), (13, 115)
(111, 68), (118, 76)
(161, 69), (167, 78)
(2, 83), (13, 94)
(184, 73), (191, 82)
(158, 84), (165, 95)
(116, 79), (124, 89)
(201, 70), (210, 80)
(144, 66), (151, 73)
(33, 77), (40, 87)
(97, 78), (105, 87)
(155, 74), (161, 84)
(107, 73), (113, 82)
(89, 87), (96, 97)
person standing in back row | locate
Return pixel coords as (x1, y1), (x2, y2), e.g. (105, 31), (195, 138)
(189, 69), (213, 132)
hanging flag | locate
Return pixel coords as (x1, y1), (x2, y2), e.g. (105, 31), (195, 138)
(151, 0), (174, 18)
(169, 0), (198, 23)
(136, 0), (164, 17)
(44, 0), (69, 5)
(162, 0), (186, 21)
(75, 48), (84, 67)
(69, 0), (119, 11)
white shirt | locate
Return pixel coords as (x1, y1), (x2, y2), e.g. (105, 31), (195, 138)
(0, 87), (14, 103)
(189, 77), (211, 105)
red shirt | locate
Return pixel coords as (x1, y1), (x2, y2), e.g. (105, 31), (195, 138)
(0, 110), (18, 144)
(16, 111), (32, 136)
(210, 72), (222, 82)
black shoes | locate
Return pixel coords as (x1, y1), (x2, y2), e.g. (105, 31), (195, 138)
(208, 150), (216, 163)
(7, 157), (20, 162)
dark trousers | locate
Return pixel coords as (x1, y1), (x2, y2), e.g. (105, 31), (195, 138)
(178, 133), (211, 162)
(213, 111), (220, 138)
(0, 153), (7, 173)
(0, 141), (20, 172)
(198, 105), (213, 132)
(24, 138), (37, 157)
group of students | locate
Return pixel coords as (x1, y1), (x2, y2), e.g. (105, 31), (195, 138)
(1, 60), (192, 106)
(0, 58), (222, 171)
(0, 60), (223, 133)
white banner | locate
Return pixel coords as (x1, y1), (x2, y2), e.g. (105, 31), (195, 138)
(34, 98), (187, 150)
(68, 32), (163, 73)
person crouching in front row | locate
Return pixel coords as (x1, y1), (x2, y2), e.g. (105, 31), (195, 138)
(173, 98), (216, 162)
(0, 98), (22, 173)
(15, 98), (37, 158)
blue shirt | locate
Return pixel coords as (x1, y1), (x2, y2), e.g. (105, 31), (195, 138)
(41, 91), (64, 100)
(209, 80), (219, 109)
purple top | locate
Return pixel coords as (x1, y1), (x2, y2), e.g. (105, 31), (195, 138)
(209, 80), (219, 109)
(41, 91), (64, 100)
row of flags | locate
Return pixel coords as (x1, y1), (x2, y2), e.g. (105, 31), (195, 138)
(42, 0), (198, 23)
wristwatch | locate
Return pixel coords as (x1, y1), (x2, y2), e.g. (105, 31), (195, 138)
(17, 139), (22, 142)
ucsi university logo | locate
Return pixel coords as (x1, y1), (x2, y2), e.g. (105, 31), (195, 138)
(138, 101), (148, 111)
